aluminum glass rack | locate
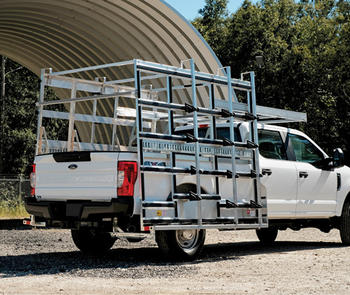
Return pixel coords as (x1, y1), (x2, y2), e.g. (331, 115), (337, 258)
(36, 58), (306, 230)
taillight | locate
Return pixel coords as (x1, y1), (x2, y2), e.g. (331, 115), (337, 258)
(117, 161), (138, 197)
(30, 164), (36, 196)
(199, 124), (209, 128)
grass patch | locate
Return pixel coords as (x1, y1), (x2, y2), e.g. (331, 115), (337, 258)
(0, 178), (30, 219)
(0, 200), (29, 219)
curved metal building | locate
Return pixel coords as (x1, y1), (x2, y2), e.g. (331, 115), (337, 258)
(0, 0), (221, 79)
(0, 0), (224, 144)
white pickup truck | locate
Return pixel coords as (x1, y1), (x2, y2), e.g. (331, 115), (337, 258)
(24, 59), (350, 260)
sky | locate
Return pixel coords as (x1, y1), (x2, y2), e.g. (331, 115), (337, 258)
(164, 0), (258, 20)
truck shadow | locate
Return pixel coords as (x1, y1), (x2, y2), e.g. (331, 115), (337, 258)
(201, 240), (345, 261)
(0, 240), (345, 278)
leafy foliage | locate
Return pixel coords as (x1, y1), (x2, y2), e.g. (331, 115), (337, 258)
(0, 57), (65, 175)
(0, 58), (38, 175)
(193, 0), (350, 160)
(0, 178), (29, 218)
(193, 0), (230, 55)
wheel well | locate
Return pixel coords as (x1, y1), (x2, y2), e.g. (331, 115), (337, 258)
(269, 218), (336, 233)
(340, 192), (350, 214)
(175, 183), (207, 194)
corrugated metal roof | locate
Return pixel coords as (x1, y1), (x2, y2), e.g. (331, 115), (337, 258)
(0, 0), (223, 144)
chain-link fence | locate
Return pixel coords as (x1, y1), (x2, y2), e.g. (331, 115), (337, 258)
(0, 175), (30, 217)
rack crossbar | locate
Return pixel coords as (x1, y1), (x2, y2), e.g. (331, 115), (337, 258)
(38, 91), (133, 106)
(41, 110), (152, 128)
(215, 99), (307, 123)
(135, 60), (252, 91)
(49, 60), (134, 76)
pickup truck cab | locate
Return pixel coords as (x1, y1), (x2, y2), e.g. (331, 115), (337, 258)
(250, 124), (350, 242)
(175, 122), (350, 234)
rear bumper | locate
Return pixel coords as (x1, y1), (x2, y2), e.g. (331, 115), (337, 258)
(24, 197), (133, 221)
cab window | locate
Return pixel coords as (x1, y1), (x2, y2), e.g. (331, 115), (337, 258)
(258, 130), (287, 160)
(175, 127), (241, 142)
(288, 133), (324, 163)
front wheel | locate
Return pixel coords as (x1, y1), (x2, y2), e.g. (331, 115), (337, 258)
(340, 199), (350, 245)
(71, 229), (115, 255)
(256, 228), (278, 245)
(155, 229), (206, 260)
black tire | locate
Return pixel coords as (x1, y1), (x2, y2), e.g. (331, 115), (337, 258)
(155, 229), (206, 261)
(340, 199), (350, 245)
(256, 228), (278, 245)
(126, 237), (145, 243)
(71, 229), (115, 255)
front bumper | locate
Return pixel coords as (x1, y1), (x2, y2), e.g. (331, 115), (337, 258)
(24, 197), (133, 221)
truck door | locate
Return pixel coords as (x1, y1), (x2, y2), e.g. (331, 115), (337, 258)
(288, 133), (337, 217)
(258, 129), (298, 218)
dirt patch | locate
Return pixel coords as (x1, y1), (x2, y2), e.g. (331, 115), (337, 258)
(1, 228), (349, 294)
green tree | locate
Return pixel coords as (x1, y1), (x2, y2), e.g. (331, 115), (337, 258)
(0, 58), (38, 175)
(0, 57), (66, 175)
(331, 0), (350, 153)
(193, 0), (230, 57)
(193, 0), (350, 159)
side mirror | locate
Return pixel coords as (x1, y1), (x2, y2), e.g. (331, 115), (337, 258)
(333, 148), (345, 168)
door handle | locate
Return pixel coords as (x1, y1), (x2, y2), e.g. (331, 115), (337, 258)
(262, 168), (272, 176)
(299, 171), (309, 178)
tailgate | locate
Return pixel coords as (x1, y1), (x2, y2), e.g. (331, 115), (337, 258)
(35, 152), (120, 202)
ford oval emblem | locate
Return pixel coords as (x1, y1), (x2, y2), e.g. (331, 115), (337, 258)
(68, 164), (78, 170)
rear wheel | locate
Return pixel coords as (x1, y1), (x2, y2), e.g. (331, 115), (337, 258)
(256, 228), (278, 245)
(155, 229), (206, 260)
(340, 199), (350, 245)
(71, 229), (115, 255)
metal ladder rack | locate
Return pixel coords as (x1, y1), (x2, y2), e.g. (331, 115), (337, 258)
(134, 59), (267, 230)
(34, 58), (306, 231)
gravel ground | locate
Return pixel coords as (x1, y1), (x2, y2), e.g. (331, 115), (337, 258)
(1, 227), (350, 295)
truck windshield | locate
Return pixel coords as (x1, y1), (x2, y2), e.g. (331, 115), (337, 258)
(175, 127), (241, 142)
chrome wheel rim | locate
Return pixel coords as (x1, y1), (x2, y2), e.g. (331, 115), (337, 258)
(175, 230), (199, 251)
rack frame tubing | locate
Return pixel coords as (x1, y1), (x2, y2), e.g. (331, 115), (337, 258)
(249, 72), (263, 224)
(134, 61), (146, 231)
(189, 59), (203, 226)
(135, 59), (252, 91)
(36, 68), (46, 155)
(225, 66), (239, 224)
(167, 76), (178, 218)
(135, 60), (265, 229)
(34, 58), (307, 230)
